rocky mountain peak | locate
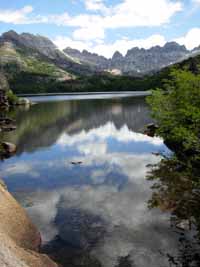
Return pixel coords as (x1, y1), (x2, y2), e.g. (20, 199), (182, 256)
(0, 30), (57, 56)
(0, 31), (93, 75)
(1, 30), (199, 76)
(1, 30), (22, 46)
(21, 32), (56, 49)
(63, 42), (195, 74)
(112, 51), (123, 60)
(65, 47), (80, 53)
(163, 42), (187, 52)
(1, 30), (18, 39)
(126, 47), (141, 57)
(64, 47), (109, 70)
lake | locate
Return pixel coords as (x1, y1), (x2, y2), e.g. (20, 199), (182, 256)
(0, 95), (185, 267)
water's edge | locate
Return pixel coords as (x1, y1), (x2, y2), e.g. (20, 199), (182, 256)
(17, 91), (151, 97)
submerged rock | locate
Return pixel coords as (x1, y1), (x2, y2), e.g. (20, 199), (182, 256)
(144, 123), (159, 137)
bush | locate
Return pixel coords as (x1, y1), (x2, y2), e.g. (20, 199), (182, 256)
(6, 90), (19, 105)
(147, 70), (200, 156)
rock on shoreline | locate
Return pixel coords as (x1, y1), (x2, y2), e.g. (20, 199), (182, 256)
(0, 181), (58, 267)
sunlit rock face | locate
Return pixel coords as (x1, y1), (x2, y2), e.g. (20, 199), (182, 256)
(0, 182), (57, 267)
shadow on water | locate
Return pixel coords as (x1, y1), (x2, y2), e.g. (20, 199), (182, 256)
(147, 155), (200, 267)
(0, 96), (191, 267)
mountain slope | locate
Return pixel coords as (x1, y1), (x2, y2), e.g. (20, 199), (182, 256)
(3, 52), (200, 94)
(0, 31), (93, 75)
(0, 31), (97, 93)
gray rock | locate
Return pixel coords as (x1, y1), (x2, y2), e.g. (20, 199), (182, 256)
(64, 47), (109, 70)
(64, 42), (200, 75)
(17, 98), (31, 106)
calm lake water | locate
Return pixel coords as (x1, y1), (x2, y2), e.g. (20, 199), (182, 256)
(0, 96), (185, 267)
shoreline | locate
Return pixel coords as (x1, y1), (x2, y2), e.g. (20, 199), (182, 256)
(0, 181), (58, 267)
(17, 91), (151, 97)
(17, 91), (151, 103)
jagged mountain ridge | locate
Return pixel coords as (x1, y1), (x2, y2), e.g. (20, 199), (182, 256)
(1, 30), (200, 95)
(1, 30), (200, 77)
(0, 30), (93, 76)
(64, 42), (200, 75)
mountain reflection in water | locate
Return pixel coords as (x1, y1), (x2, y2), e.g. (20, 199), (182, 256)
(0, 97), (183, 267)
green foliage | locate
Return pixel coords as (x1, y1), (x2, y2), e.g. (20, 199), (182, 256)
(9, 71), (168, 94)
(24, 57), (59, 75)
(6, 89), (19, 105)
(3, 47), (200, 94)
(147, 63), (200, 265)
(147, 70), (200, 155)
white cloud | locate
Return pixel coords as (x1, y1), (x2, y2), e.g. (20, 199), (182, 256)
(54, 34), (166, 57)
(79, 142), (107, 156)
(84, 0), (109, 14)
(24, 152), (178, 266)
(73, 26), (105, 41)
(0, 1), (182, 39)
(73, 0), (182, 29)
(192, 0), (200, 4)
(57, 122), (164, 148)
(2, 162), (39, 178)
(175, 28), (200, 49)
(54, 0), (182, 42)
(0, 1), (193, 58)
(47, 12), (71, 26)
(28, 191), (60, 242)
(92, 34), (166, 57)
(54, 36), (92, 50)
(104, 0), (182, 28)
(0, 5), (34, 24)
(54, 26), (200, 58)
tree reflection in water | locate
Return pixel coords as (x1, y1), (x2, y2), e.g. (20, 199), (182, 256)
(147, 155), (200, 267)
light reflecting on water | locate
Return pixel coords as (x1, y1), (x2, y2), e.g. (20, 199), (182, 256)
(0, 96), (179, 267)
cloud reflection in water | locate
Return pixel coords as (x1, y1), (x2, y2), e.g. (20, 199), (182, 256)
(0, 115), (176, 266)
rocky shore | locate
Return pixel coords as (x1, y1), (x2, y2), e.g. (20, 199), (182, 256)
(0, 72), (57, 266)
(0, 180), (58, 267)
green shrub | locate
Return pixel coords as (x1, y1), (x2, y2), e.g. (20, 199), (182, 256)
(147, 70), (200, 157)
(6, 89), (19, 105)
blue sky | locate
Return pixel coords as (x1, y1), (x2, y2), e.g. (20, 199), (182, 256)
(0, 0), (200, 57)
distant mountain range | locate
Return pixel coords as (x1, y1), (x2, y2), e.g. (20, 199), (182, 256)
(0, 30), (200, 94)
(64, 43), (200, 75)
(0, 30), (200, 78)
